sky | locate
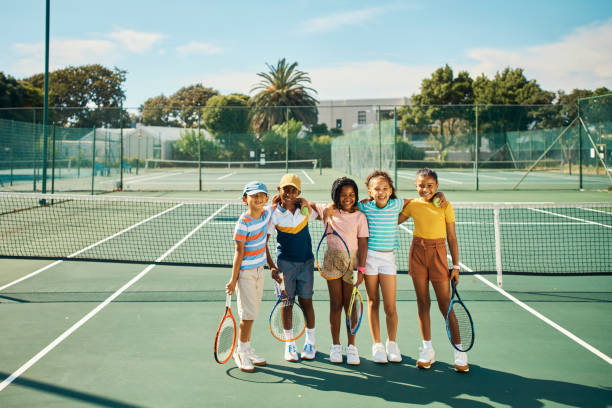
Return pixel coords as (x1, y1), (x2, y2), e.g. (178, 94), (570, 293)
(1, 0), (611, 108)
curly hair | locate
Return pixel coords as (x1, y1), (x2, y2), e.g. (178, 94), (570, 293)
(416, 168), (438, 183)
(365, 170), (397, 199)
(331, 177), (359, 210)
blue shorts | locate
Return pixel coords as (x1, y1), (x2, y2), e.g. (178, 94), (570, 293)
(277, 257), (314, 299)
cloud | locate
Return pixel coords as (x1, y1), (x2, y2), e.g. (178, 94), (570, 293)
(300, 7), (387, 34)
(13, 39), (117, 76)
(464, 18), (612, 91)
(10, 29), (166, 77)
(107, 29), (165, 53)
(176, 41), (223, 56)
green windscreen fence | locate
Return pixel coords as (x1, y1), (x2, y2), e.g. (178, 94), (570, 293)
(1, 101), (609, 193)
(331, 117), (396, 182)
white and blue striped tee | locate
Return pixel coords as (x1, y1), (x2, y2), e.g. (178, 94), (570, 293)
(233, 206), (272, 270)
(357, 198), (403, 251)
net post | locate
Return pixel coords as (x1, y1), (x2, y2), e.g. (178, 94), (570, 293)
(285, 107), (289, 173)
(319, 158), (322, 175)
(578, 106), (583, 189)
(51, 124), (56, 194)
(119, 101), (124, 191)
(41, 0), (50, 194)
(475, 105), (479, 191)
(493, 206), (503, 287)
(198, 114), (202, 192)
(394, 106), (398, 189)
(91, 127), (96, 195)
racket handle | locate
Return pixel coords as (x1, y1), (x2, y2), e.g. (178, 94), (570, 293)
(353, 269), (358, 284)
(225, 293), (231, 307)
(279, 272), (285, 292)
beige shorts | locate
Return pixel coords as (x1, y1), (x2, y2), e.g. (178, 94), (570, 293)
(236, 265), (265, 320)
(323, 247), (357, 284)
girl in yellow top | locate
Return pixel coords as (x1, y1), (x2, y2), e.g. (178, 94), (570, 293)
(398, 168), (468, 373)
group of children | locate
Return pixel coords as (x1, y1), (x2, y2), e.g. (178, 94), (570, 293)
(225, 169), (468, 373)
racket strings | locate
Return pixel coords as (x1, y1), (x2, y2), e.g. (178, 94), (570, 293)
(348, 295), (363, 333)
(449, 303), (473, 351)
(215, 317), (236, 362)
(270, 300), (305, 341)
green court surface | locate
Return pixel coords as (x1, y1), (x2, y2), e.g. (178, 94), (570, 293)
(1, 258), (610, 407)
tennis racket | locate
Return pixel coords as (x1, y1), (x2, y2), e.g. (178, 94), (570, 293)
(269, 274), (306, 342)
(346, 269), (364, 335)
(315, 222), (351, 280)
(445, 273), (475, 352)
(214, 293), (237, 364)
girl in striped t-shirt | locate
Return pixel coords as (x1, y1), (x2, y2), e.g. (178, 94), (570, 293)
(358, 170), (445, 364)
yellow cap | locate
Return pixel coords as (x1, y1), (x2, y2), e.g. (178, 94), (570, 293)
(279, 173), (301, 191)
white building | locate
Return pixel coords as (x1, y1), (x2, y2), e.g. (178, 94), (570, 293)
(316, 97), (409, 131)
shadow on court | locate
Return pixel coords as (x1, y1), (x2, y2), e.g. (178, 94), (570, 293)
(0, 371), (145, 408)
(226, 354), (611, 408)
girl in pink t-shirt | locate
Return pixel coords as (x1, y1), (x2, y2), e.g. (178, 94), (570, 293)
(311, 177), (369, 365)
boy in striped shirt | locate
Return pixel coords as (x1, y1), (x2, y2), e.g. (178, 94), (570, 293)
(226, 181), (278, 372)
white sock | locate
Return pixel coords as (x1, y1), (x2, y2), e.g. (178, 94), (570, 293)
(238, 341), (248, 352)
(284, 329), (294, 341)
(423, 340), (433, 349)
(305, 328), (316, 345)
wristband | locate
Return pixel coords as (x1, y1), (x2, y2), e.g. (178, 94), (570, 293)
(452, 265), (460, 270)
(357, 266), (365, 273)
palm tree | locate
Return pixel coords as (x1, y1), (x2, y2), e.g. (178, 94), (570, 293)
(250, 58), (318, 134)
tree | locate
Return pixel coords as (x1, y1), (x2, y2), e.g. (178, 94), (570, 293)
(250, 58), (318, 134)
(0, 72), (43, 121)
(173, 128), (222, 161)
(140, 95), (174, 126)
(166, 84), (218, 127)
(472, 67), (555, 160)
(202, 93), (252, 149)
(398, 65), (474, 160)
(23, 64), (127, 128)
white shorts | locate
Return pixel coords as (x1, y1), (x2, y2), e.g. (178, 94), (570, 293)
(365, 249), (397, 276)
(236, 265), (265, 320)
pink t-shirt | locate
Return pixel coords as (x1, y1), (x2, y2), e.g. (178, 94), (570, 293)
(315, 204), (369, 251)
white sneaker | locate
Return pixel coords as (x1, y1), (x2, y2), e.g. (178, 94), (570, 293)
(372, 342), (388, 363)
(301, 343), (317, 360)
(233, 350), (255, 372)
(454, 349), (469, 372)
(246, 346), (266, 366)
(346, 344), (360, 365)
(329, 344), (343, 363)
(285, 343), (299, 362)
(386, 340), (402, 363)
(417, 346), (435, 369)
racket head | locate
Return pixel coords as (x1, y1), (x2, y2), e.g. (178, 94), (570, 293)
(346, 287), (364, 335)
(316, 223), (351, 280)
(269, 297), (306, 342)
(446, 280), (475, 352)
(269, 274), (306, 342)
(214, 294), (237, 364)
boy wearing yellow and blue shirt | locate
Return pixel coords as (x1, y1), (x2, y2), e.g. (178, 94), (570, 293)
(268, 173), (318, 362)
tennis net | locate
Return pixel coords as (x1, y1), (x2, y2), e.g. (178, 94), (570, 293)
(1, 193), (610, 277)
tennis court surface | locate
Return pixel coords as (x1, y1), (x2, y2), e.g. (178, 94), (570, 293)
(1, 193), (611, 407)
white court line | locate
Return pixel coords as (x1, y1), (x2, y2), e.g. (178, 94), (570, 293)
(399, 173), (463, 185)
(217, 172), (235, 180)
(475, 173), (508, 180)
(529, 208), (612, 229)
(398, 223), (612, 365)
(0, 203), (230, 392)
(301, 170), (314, 184)
(125, 172), (185, 183)
(0, 204), (183, 292)
(581, 207), (612, 215)
(473, 274), (612, 365)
